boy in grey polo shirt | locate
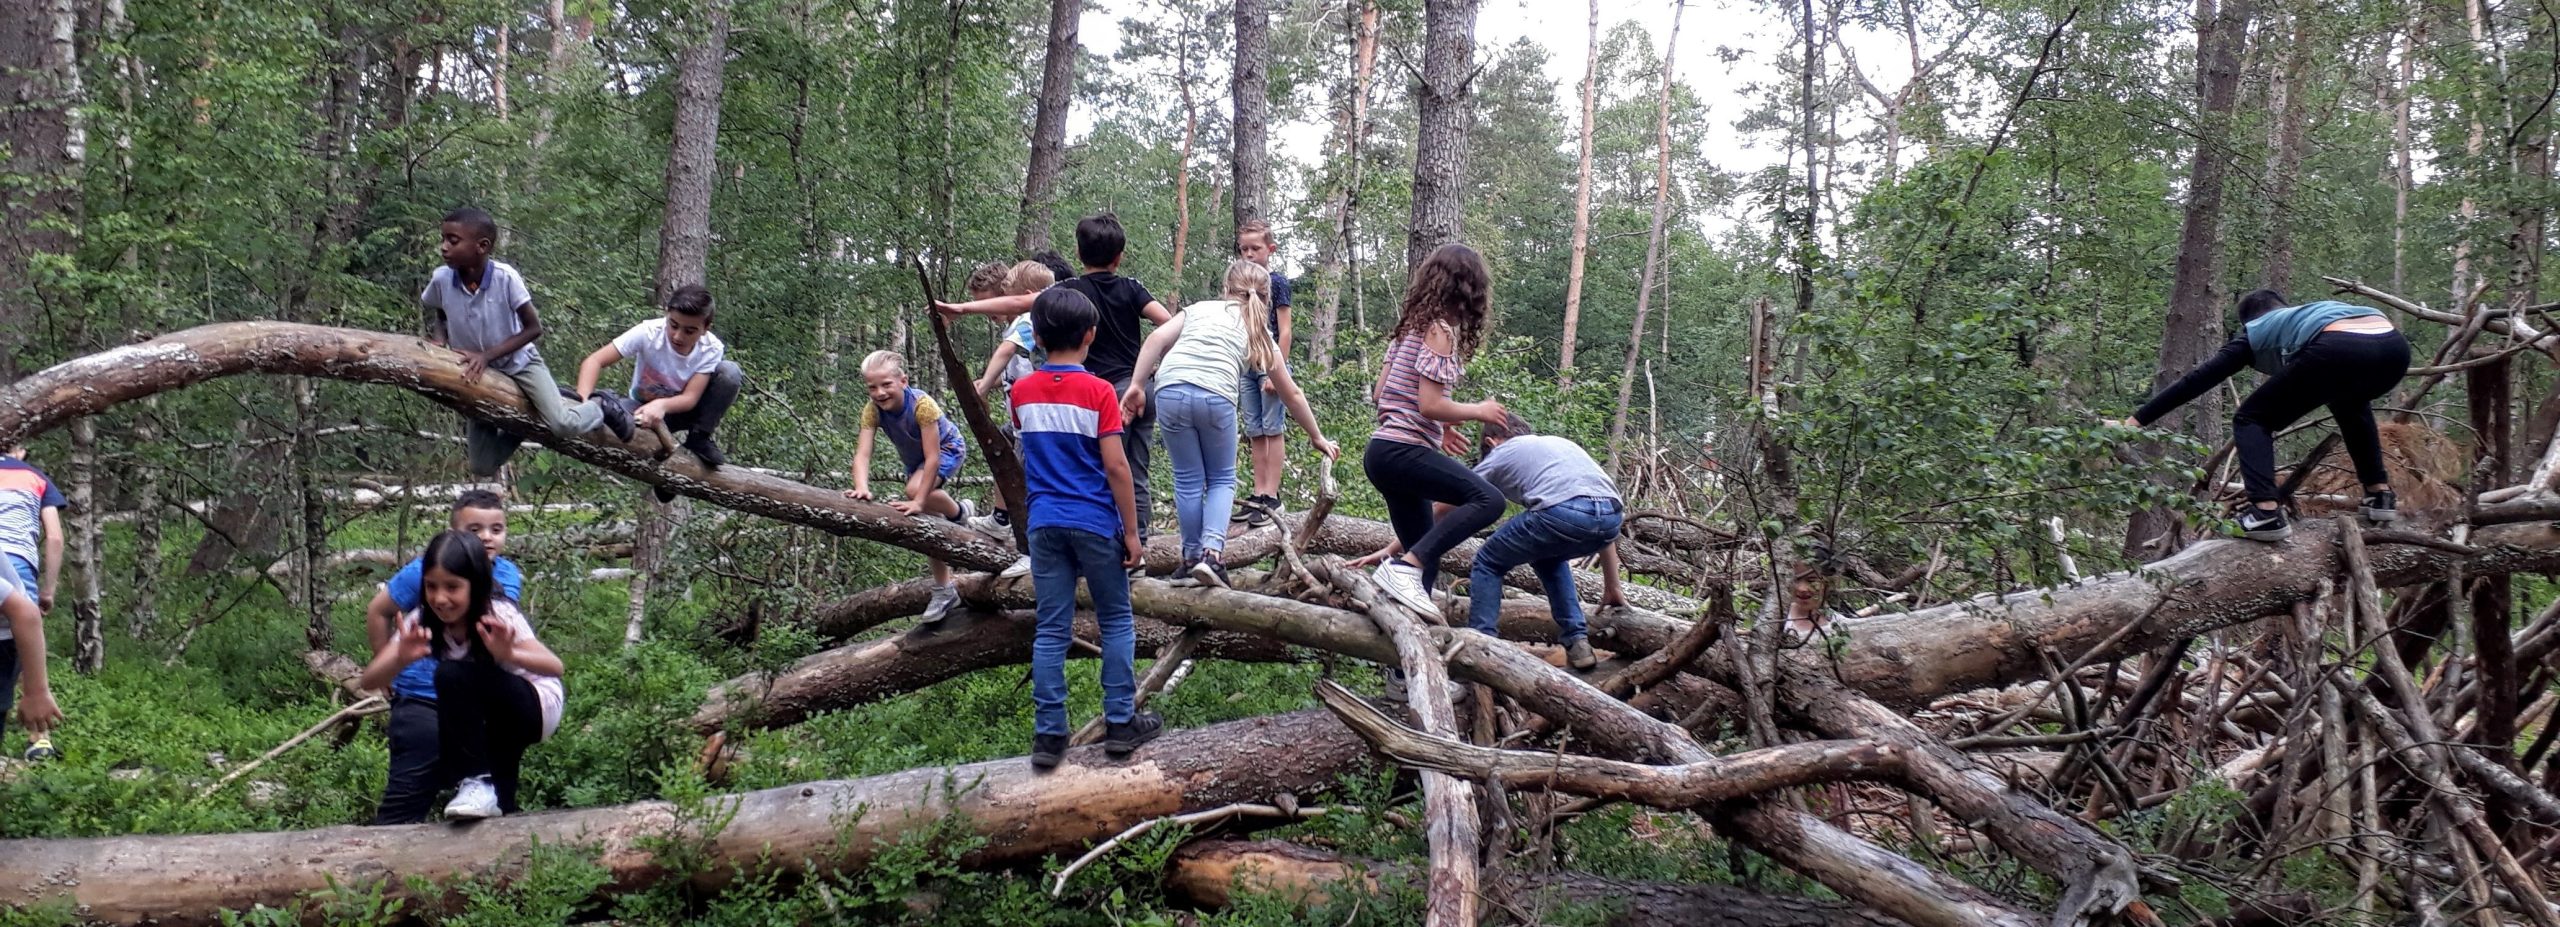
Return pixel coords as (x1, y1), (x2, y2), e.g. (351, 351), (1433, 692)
(1467, 413), (1627, 671)
(422, 207), (614, 476)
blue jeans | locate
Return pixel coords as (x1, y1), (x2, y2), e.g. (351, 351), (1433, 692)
(1155, 383), (1239, 560)
(0, 556), (28, 730)
(1467, 498), (1623, 643)
(1030, 527), (1138, 737)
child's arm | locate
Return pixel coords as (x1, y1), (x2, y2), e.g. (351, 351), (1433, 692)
(1265, 364), (1339, 459)
(1120, 314), (1189, 416)
(477, 612), (565, 677)
(2131, 333), (2251, 426)
(1598, 543), (1628, 608)
(845, 427), (878, 500)
(1274, 304), (1293, 358)
(358, 619), (433, 692)
(573, 342), (626, 402)
(1142, 299), (1173, 325)
(457, 302), (547, 383)
(365, 588), (402, 653)
(1100, 434), (1142, 567)
(936, 293), (1037, 318)
(38, 506), (62, 610)
(8, 595), (56, 733)
(976, 341), (1020, 397)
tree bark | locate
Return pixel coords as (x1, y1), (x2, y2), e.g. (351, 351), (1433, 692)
(0, 0), (82, 381)
(1605, 0), (1685, 475)
(1310, 0), (1380, 370)
(1017, 0), (1080, 256)
(2259, 10), (2309, 291)
(1232, 0), (1269, 234)
(68, 417), (102, 671)
(1559, 0), (1600, 383)
(655, 2), (730, 300)
(1170, 18), (1197, 305)
(1404, 0), (1477, 275)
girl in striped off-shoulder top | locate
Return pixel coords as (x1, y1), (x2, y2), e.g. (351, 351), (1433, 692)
(1357, 243), (1513, 617)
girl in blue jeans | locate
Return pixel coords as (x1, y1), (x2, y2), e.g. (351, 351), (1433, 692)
(1466, 414), (1628, 671)
(1121, 260), (1340, 588)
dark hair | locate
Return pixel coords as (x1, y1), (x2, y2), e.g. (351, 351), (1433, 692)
(1476, 411), (1533, 462)
(1030, 250), (1077, 284)
(441, 207), (499, 245)
(666, 284), (715, 318)
(452, 489), (506, 515)
(419, 530), (496, 659)
(1032, 287), (1100, 351)
(1075, 214), (1127, 269)
(1392, 243), (1493, 359)
(2237, 289), (2288, 322)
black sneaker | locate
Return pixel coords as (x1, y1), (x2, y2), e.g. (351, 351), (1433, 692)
(1030, 733), (1068, 771)
(1104, 711), (1164, 758)
(1241, 494), (1279, 527)
(594, 389), (637, 443)
(2362, 490), (2399, 525)
(2238, 507), (2292, 542)
(683, 432), (725, 469)
(653, 485), (677, 504)
(1189, 553), (1230, 589)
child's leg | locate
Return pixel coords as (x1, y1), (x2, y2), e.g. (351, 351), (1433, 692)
(2231, 364), (2329, 505)
(1158, 387), (1211, 559)
(663, 361), (744, 438)
(1362, 440), (1439, 554)
(432, 659), (497, 784)
(1468, 516), (1545, 635)
(481, 673), (544, 813)
(371, 696), (446, 825)
(0, 618), (16, 735)
(1112, 375), (1157, 541)
(506, 358), (604, 439)
(464, 421), (524, 478)
(2324, 334), (2414, 491)
(1076, 529), (1139, 725)
(1242, 367), (1289, 497)
(1026, 529), (1079, 736)
(1197, 396), (1240, 555)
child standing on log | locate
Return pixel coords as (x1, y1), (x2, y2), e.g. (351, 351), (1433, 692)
(569, 283), (742, 502)
(360, 530), (564, 822)
(1012, 287), (1154, 770)
(1468, 414), (1628, 671)
(1357, 243), (1510, 617)
(361, 490), (527, 825)
(2120, 289), (2411, 541)
(846, 351), (974, 625)
(970, 260), (1059, 546)
(0, 443), (62, 760)
(419, 207), (624, 477)
(1120, 259), (1339, 588)
(1234, 220), (1296, 526)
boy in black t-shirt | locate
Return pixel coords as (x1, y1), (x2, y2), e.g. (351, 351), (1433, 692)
(938, 214), (1173, 556)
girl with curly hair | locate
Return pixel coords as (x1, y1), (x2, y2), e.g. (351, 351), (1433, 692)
(1358, 243), (1510, 616)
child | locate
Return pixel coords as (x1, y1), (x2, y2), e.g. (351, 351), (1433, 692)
(1013, 287), (1155, 770)
(940, 214), (1174, 554)
(359, 530), (564, 822)
(1121, 259), (1339, 588)
(1468, 414), (1628, 671)
(969, 260), (1057, 540)
(1234, 220), (1296, 525)
(847, 351), (975, 624)
(420, 207), (620, 477)
(361, 490), (527, 825)
(1, 551), (59, 758)
(1361, 243), (1510, 617)
(571, 283), (742, 501)
(0, 443), (62, 758)
(2121, 289), (2412, 540)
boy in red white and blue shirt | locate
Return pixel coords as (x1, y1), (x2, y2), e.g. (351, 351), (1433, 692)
(1010, 287), (1159, 771)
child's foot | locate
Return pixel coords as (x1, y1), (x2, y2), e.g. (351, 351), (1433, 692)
(595, 389), (637, 442)
(966, 506), (1009, 535)
(1241, 494), (1280, 527)
(444, 775), (502, 820)
(2238, 507), (2292, 542)
(683, 432), (725, 469)
(1000, 555), (1033, 579)
(2362, 490), (2399, 525)
(1189, 552), (1230, 589)
(653, 485), (678, 504)
(921, 582), (962, 625)
(1565, 638), (1598, 671)
(1372, 560), (1439, 617)
(21, 735), (55, 762)
(1030, 733), (1068, 771)
(1104, 711), (1164, 758)
(948, 498), (977, 525)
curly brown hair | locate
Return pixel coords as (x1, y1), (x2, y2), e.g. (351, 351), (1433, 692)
(1391, 243), (1492, 359)
(965, 261), (1010, 298)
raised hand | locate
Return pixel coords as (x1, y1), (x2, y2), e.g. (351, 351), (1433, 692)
(393, 620), (435, 665)
(475, 615), (520, 658)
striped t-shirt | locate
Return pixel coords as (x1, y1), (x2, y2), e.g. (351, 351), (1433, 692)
(1010, 363), (1126, 540)
(1374, 326), (1464, 448)
(0, 457), (63, 574)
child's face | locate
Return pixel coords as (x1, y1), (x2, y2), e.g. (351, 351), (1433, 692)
(421, 565), (473, 626)
(969, 285), (1003, 301)
(1238, 232), (1274, 266)
(863, 368), (909, 409)
(439, 222), (489, 271)
(452, 505), (510, 558)
(662, 309), (711, 354)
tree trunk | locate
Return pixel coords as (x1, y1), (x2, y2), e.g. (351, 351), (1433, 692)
(1232, 0), (1269, 234)
(1559, 0), (1600, 383)
(533, 0), (572, 150)
(1404, 0), (1477, 275)
(1017, 0), (1080, 256)
(656, 2), (730, 299)
(2259, 11), (2309, 291)
(0, 0), (82, 382)
(1170, 20), (1197, 305)
(2392, 15), (2419, 293)
(2127, 0), (2253, 557)
(1311, 0), (1380, 370)
(1605, 0), (1685, 476)
(68, 418), (102, 672)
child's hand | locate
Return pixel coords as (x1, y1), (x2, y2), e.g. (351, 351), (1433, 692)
(1313, 437), (1341, 460)
(2110, 416), (2140, 429)
(1440, 427), (1470, 457)
(456, 349), (491, 383)
(1120, 385), (1148, 420)
(16, 688), (59, 733)
(1347, 543), (1397, 569)
(475, 616), (520, 657)
(393, 620), (434, 665)
(1122, 531), (1144, 568)
(933, 300), (965, 318)
(845, 487), (874, 501)
(1600, 590), (1630, 610)
(890, 499), (926, 516)
(1261, 378), (1277, 393)
(633, 402), (665, 429)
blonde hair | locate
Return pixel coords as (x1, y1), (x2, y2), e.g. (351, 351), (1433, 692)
(860, 350), (908, 378)
(1222, 259), (1281, 374)
(1005, 260), (1055, 295)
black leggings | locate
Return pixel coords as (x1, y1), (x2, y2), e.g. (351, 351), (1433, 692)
(2234, 330), (2412, 503)
(1363, 438), (1504, 588)
(434, 658), (543, 814)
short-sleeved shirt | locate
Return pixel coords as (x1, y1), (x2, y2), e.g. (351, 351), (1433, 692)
(612, 318), (728, 400)
(383, 554), (527, 700)
(1056, 272), (1158, 385)
(419, 260), (540, 373)
(0, 550), (22, 641)
(862, 387), (967, 479)
(408, 599), (564, 739)
(1374, 326), (1464, 449)
(0, 457), (64, 581)
(1012, 363), (1127, 539)
(1475, 436), (1621, 511)
(1001, 315), (1042, 384)
(1155, 300), (1257, 405)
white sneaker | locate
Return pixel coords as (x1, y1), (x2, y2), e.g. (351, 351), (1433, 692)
(921, 582), (962, 624)
(1373, 561), (1439, 617)
(999, 555), (1033, 579)
(445, 775), (501, 821)
(966, 510), (1009, 535)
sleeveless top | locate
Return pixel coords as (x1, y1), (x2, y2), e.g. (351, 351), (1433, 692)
(872, 387), (968, 474)
(1374, 324), (1463, 448)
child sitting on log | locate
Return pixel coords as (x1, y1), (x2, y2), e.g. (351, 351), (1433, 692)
(569, 283), (743, 502)
(846, 350), (975, 625)
(360, 530), (565, 822)
(419, 207), (625, 477)
(361, 489), (527, 825)
(2119, 289), (2411, 541)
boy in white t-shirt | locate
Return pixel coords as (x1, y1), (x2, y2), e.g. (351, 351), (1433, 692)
(571, 284), (743, 501)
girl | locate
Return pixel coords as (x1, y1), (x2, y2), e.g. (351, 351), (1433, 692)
(2122, 289), (2411, 541)
(360, 530), (565, 821)
(1122, 260), (1341, 588)
(1359, 243), (1509, 616)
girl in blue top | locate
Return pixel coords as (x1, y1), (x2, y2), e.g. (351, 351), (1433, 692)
(2121, 289), (2411, 541)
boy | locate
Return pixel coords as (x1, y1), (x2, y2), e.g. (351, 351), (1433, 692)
(969, 260), (1058, 542)
(571, 283), (742, 502)
(846, 351), (976, 624)
(0, 443), (63, 757)
(1467, 414), (1628, 671)
(420, 207), (620, 477)
(1234, 220), (1295, 526)
(1011, 287), (1156, 770)
(1, 556), (59, 756)
(362, 489), (528, 824)
(939, 214), (1172, 556)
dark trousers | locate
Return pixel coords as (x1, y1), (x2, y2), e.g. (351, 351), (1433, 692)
(636, 360), (744, 439)
(1111, 374), (1156, 540)
(0, 638), (17, 739)
(1363, 438), (1504, 589)
(372, 696), (446, 825)
(2234, 331), (2412, 502)
(434, 659), (543, 814)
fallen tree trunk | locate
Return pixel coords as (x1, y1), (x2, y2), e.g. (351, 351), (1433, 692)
(0, 708), (1374, 926)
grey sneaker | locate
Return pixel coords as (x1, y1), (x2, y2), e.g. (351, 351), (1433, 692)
(999, 555), (1033, 579)
(966, 508), (1009, 535)
(920, 582), (961, 625)
(444, 775), (501, 821)
(2362, 490), (2399, 524)
(1565, 638), (1597, 671)
(2238, 507), (2292, 542)
(1372, 561), (1438, 616)
(1189, 552), (1230, 589)
(1104, 711), (1164, 758)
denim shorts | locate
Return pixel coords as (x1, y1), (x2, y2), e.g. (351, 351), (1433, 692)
(1237, 366), (1288, 438)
